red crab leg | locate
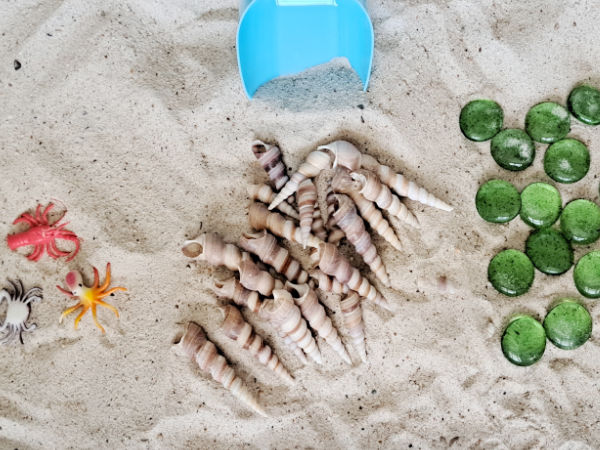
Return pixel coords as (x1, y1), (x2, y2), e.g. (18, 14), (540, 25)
(41, 203), (54, 225)
(46, 243), (59, 260)
(56, 232), (80, 262)
(56, 285), (78, 298)
(96, 299), (119, 318)
(73, 306), (90, 329)
(50, 241), (70, 258)
(27, 245), (44, 261)
(13, 213), (36, 226)
(91, 305), (106, 333)
(98, 286), (127, 299)
(34, 204), (42, 222)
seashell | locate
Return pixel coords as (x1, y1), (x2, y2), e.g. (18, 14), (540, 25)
(340, 292), (367, 363)
(311, 202), (328, 241)
(238, 255), (284, 297)
(212, 277), (261, 313)
(182, 233), (245, 272)
(248, 202), (324, 249)
(325, 184), (345, 244)
(331, 194), (390, 286)
(278, 329), (309, 365)
(360, 153), (452, 212)
(317, 140), (362, 171)
(269, 150), (332, 210)
(332, 168), (402, 251)
(247, 184), (299, 220)
(351, 169), (420, 228)
(313, 243), (392, 312)
(220, 304), (294, 384)
(239, 230), (308, 283)
(297, 179), (317, 247)
(309, 269), (349, 295)
(286, 282), (351, 365)
(175, 321), (267, 417)
(251, 140), (289, 191)
(259, 289), (322, 364)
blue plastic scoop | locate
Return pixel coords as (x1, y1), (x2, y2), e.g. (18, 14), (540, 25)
(237, 0), (374, 98)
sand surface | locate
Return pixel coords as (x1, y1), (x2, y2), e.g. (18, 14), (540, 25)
(1, 0), (600, 448)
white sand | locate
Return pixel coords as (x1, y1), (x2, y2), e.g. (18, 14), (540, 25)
(1, 0), (600, 448)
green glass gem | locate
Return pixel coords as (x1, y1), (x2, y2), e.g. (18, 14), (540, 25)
(543, 138), (590, 184)
(488, 249), (535, 297)
(543, 300), (592, 350)
(525, 228), (573, 275)
(574, 251), (600, 298)
(501, 315), (546, 366)
(520, 182), (562, 228)
(490, 129), (535, 171)
(475, 179), (521, 223)
(568, 85), (600, 125)
(560, 199), (600, 245)
(460, 99), (504, 141)
(525, 102), (571, 143)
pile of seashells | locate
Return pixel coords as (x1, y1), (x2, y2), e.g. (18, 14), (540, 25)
(176, 140), (452, 416)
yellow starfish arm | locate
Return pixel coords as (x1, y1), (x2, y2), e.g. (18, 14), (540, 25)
(96, 299), (119, 318)
(99, 263), (112, 291)
(91, 305), (106, 333)
(60, 304), (83, 323)
(97, 286), (127, 299)
(92, 267), (100, 289)
(73, 306), (90, 329)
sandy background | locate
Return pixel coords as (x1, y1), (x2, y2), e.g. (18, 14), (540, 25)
(1, 0), (600, 448)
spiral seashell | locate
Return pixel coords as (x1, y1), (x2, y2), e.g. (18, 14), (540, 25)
(238, 255), (283, 297)
(176, 321), (267, 417)
(269, 150), (332, 210)
(317, 140), (363, 171)
(248, 202), (324, 249)
(247, 184), (299, 220)
(309, 269), (349, 295)
(332, 168), (402, 251)
(278, 329), (309, 365)
(360, 153), (452, 212)
(313, 243), (392, 312)
(212, 278), (261, 313)
(351, 169), (420, 229)
(331, 194), (390, 286)
(259, 290), (322, 364)
(252, 140), (289, 191)
(311, 202), (328, 241)
(325, 184), (345, 244)
(182, 233), (245, 272)
(239, 230), (308, 283)
(220, 304), (294, 384)
(340, 292), (367, 363)
(297, 179), (317, 247)
(286, 282), (351, 365)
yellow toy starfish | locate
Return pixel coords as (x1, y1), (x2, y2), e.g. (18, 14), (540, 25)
(57, 263), (126, 333)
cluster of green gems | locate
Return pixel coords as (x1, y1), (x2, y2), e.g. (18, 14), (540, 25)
(462, 84), (600, 366)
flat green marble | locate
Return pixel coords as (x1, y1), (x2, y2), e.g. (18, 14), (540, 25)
(525, 228), (573, 275)
(501, 315), (546, 366)
(490, 129), (535, 171)
(574, 251), (600, 298)
(525, 102), (571, 143)
(560, 199), (600, 245)
(520, 182), (562, 228)
(488, 249), (535, 297)
(460, 99), (504, 141)
(568, 85), (600, 125)
(544, 138), (590, 184)
(475, 179), (521, 223)
(543, 300), (592, 350)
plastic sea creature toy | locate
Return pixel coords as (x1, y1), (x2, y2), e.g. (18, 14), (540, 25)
(57, 263), (126, 333)
(0, 280), (42, 344)
(7, 203), (80, 262)
(237, 0), (374, 98)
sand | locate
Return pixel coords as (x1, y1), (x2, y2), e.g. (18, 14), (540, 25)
(1, 0), (600, 448)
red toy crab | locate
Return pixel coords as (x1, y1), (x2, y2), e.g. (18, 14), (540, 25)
(6, 203), (80, 262)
